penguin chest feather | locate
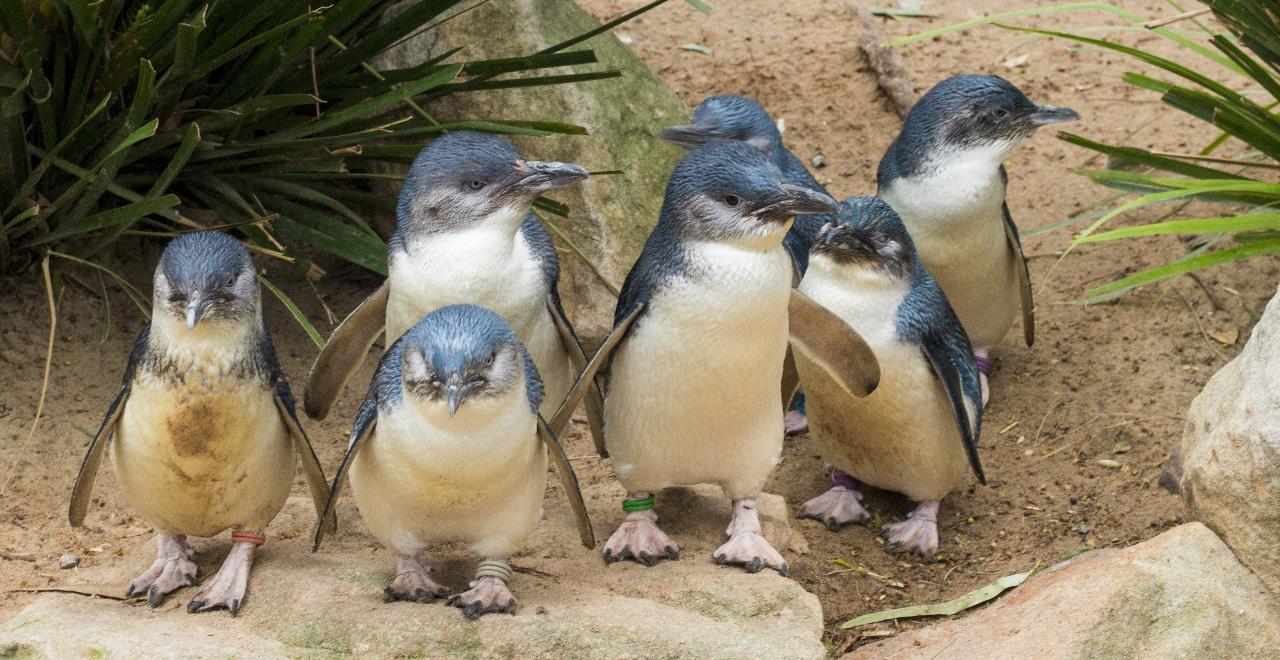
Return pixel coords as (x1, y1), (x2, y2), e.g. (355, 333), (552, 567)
(797, 262), (971, 501)
(605, 241), (792, 498)
(112, 334), (293, 537)
(349, 392), (547, 558)
(881, 151), (1018, 347)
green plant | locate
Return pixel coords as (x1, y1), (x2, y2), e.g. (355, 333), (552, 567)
(0, 0), (687, 292)
(895, 1), (1280, 303)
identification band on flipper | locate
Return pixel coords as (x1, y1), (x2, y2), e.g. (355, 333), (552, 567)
(621, 495), (655, 512)
(231, 531), (266, 545)
(475, 559), (513, 582)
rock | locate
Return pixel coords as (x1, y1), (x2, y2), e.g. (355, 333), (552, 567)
(58, 554), (79, 569)
(850, 523), (1280, 659)
(378, 0), (690, 342)
(1171, 284), (1280, 596)
(810, 153), (827, 169)
(1, 492), (823, 658)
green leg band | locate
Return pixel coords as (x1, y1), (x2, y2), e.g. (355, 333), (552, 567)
(622, 495), (655, 512)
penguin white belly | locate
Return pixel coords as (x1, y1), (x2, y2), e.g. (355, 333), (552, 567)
(605, 241), (792, 499)
(386, 228), (569, 414)
(112, 374), (293, 537)
(348, 395), (546, 558)
(881, 169), (1019, 349)
(796, 267), (971, 501)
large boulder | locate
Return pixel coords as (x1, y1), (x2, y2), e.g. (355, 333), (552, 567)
(378, 0), (690, 342)
(1167, 284), (1280, 596)
(1, 490), (823, 659)
(850, 523), (1280, 658)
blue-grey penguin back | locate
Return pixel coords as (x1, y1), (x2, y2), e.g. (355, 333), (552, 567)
(374, 304), (543, 412)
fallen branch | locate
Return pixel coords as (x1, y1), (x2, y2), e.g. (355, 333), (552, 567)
(855, 6), (917, 118)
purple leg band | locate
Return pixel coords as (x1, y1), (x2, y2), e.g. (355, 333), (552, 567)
(975, 354), (993, 376)
(832, 471), (862, 491)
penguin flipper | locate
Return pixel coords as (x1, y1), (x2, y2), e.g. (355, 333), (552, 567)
(537, 414), (595, 549)
(274, 385), (335, 536)
(548, 302), (645, 437)
(787, 289), (881, 397)
(303, 281), (389, 420)
(921, 339), (986, 485)
(69, 385), (128, 527)
(1000, 167), (1034, 348)
(546, 293), (607, 459)
(313, 394), (378, 552)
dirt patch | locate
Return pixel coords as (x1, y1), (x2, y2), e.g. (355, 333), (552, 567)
(1, 0), (1277, 655)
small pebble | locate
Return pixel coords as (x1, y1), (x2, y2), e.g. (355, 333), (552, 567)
(810, 153), (827, 168)
(59, 554), (79, 569)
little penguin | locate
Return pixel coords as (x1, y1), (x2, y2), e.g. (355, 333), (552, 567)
(793, 197), (985, 559)
(304, 131), (606, 455)
(876, 74), (1079, 400)
(69, 231), (332, 614)
(660, 94), (837, 435)
(312, 304), (593, 619)
(550, 140), (880, 574)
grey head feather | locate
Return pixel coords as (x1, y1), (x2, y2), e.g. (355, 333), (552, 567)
(878, 74), (1079, 184)
(371, 304), (541, 414)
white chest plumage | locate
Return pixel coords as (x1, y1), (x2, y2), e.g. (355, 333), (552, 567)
(604, 239), (792, 499)
(796, 258), (972, 501)
(348, 387), (547, 558)
(111, 319), (293, 537)
(880, 146), (1019, 348)
(385, 221), (570, 414)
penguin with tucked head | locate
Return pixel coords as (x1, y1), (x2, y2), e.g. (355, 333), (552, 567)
(69, 231), (332, 614)
(794, 198), (985, 559)
(304, 130), (606, 455)
(877, 74), (1078, 402)
(312, 304), (592, 619)
(552, 140), (880, 574)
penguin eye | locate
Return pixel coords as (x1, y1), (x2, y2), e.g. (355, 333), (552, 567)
(485, 352), (496, 367)
(169, 293), (187, 304)
(991, 107), (1010, 120)
(724, 194), (741, 207)
(222, 274), (236, 288)
(466, 179), (486, 191)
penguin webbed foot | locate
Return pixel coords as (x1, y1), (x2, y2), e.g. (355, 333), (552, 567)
(187, 541), (256, 615)
(881, 500), (941, 561)
(798, 485), (870, 531)
(127, 532), (198, 607)
(783, 410), (809, 436)
(602, 509), (680, 567)
(384, 555), (450, 603)
(448, 576), (516, 619)
(714, 498), (789, 576)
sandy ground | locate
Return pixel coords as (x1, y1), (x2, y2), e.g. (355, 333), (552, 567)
(2, 0), (1277, 654)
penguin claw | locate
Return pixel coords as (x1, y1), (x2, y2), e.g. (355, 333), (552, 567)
(712, 532), (789, 576)
(186, 541), (255, 615)
(881, 513), (940, 561)
(129, 547), (198, 607)
(602, 510), (680, 568)
(384, 559), (450, 603)
(798, 486), (870, 532)
(449, 576), (516, 619)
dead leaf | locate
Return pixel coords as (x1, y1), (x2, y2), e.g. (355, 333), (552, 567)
(1207, 327), (1238, 346)
(1002, 53), (1030, 69)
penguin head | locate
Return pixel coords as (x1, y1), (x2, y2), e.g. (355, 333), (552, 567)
(395, 304), (539, 418)
(397, 130), (588, 233)
(906, 74), (1079, 159)
(155, 231), (258, 331)
(811, 197), (917, 280)
(663, 140), (838, 243)
(660, 95), (783, 160)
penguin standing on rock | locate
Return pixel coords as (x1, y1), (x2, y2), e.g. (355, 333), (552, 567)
(877, 74), (1079, 401)
(304, 131), (606, 453)
(69, 231), (332, 614)
(794, 198), (985, 559)
(555, 141), (879, 574)
(312, 304), (592, 619)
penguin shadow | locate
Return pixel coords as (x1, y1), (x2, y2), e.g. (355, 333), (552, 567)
(650, 485), (791, 557)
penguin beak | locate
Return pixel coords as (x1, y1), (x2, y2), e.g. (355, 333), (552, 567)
(1028, 104), (1081, 126)
(755, 184), (839, 220)
(658, 123), (717, 149)
(445, 375), (463, 417)
(509, 160), (589, 194)
(185, 294), (215, 330)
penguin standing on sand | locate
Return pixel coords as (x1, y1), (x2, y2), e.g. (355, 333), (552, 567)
(69, 231), (332, 614)
(555, 141), (879, 573)
(312, 305), (592, 619)
(877, 74), (1079, 400)
(794, 198), (985, 559)
(304, 131), (606, 453)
